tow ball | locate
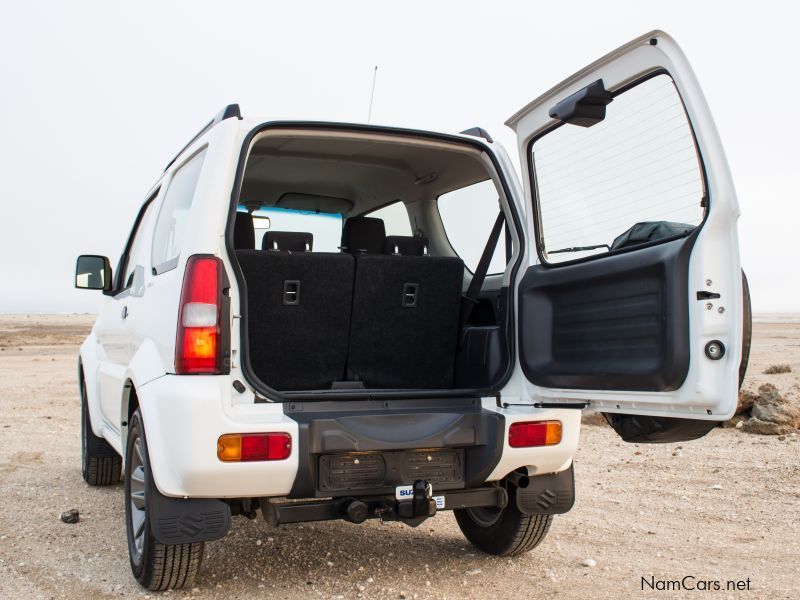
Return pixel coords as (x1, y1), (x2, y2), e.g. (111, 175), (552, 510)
(395, 480), (436, 525)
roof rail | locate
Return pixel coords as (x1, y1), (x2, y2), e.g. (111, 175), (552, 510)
(163, 104), (242, 172)
(459, 127), (493, 143)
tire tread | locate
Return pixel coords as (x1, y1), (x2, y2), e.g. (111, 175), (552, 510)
(454, 485), (554, 557)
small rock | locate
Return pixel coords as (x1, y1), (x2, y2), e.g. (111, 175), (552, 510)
(778, 435), (786, 441)
(256, 539), (262, 546)
(710, 484), (722, 490)
(582, 558), (597, 568)
(465, 568), (482, 575)
(680, 495), (689, 502)
(60, 509), (80, 524)
(735, 420), (744, 429)
(751, 383), (800, 428)
(736, 389), (757, 414)
(741, 416), (793, 435)
(326, 561), (334, 567)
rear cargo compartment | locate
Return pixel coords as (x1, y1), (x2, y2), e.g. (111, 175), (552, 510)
(228, 126), (516, 397)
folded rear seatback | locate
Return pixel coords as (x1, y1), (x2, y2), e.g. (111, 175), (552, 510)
(348, 254), (464, 389)
(236, 250), (354, 391)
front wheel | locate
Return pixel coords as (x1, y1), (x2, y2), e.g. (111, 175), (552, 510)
(454, 484), (553, 556)
(125, 409), (204, 590)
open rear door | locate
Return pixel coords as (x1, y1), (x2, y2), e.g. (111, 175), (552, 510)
(509, 31), (742, 438)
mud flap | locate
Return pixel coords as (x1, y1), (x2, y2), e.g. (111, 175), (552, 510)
(149, 485), (231, 545)
(516, 464), (575, 515)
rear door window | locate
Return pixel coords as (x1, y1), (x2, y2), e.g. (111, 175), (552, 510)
(531, 74), (704, 263)
(151, 149), (207, 274)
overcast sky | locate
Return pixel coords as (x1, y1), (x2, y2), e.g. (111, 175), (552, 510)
(1, 1), (797, 313)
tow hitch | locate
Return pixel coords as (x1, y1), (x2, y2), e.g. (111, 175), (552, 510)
(261, 482), (507, 528)
(394, 480), (437, 526)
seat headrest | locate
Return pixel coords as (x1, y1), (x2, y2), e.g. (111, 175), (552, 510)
(262, 231), (314, 252)
(341, 216), (386, 254)
(384, 236), (429, 256)
(233, 212), (255, 249)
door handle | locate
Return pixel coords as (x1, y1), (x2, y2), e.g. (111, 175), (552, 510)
(121, 306), (128, 319)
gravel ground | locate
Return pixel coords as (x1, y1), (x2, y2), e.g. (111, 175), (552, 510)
(0, 314), (799, 599)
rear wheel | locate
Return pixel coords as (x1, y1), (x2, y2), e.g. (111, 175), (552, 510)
(454, 484), (553, 556)
(81, 374), (122, 486)
(125, 409), (204, 590)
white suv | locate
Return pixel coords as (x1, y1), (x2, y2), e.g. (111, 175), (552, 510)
(75, 31), (747, 590)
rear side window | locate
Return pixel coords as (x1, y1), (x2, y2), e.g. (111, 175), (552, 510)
(151, 149), (207, 273)
(531, 74), (704, 264)
(437, 180), (506, 274)
(365, 201), (412, 236)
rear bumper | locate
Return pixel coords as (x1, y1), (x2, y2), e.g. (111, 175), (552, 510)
(285, 398), (504, 498)
(138, 376), (579, 499)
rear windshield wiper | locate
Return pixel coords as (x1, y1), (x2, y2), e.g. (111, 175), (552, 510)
(547, 243), (610, 255)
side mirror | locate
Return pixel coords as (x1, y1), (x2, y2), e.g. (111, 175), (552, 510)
(76, 255), (112, 292)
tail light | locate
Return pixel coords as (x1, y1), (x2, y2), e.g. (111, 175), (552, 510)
(508, 421), (562, 447)
(176, 255), (223, 374)
(217, 433), (292, 461)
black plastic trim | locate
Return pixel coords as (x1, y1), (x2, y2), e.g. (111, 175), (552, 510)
(516, 464), (575, 515)
(282, 399), (505, 499)
(459, 127), (494, 143)
(225, 122), (525, 402)
(518, 231), (698, 391)
(148, 485), (231, 545)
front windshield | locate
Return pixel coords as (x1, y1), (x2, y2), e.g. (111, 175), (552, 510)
(239, 206), (343, 252)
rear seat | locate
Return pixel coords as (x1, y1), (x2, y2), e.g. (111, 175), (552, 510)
(341, 216), (385, 254)
(237, 249), (354, 391)
(384, 235), (429, 256)
(263, 231), (313, 252)
(236, 216), (464, 391)
(343, 221), (464, 389)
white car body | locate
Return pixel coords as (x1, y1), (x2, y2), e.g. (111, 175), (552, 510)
(75, 31), (744, 588)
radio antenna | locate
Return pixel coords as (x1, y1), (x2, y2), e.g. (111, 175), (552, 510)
(367, 66), (378, 123)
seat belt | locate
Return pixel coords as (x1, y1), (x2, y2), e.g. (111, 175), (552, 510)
(459, 210), (505, 331)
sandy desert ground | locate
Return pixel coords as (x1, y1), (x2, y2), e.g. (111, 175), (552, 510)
(0, 314), (798, 599)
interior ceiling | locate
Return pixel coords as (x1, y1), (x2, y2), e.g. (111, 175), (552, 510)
(239, 130), (490, 215)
